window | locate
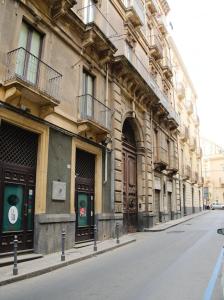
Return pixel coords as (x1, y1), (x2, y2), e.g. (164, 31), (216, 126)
(16, 22), (42, 84)
(125, 42), (133, 63)
(83, 0), (94, 23)
(81, 71), (94, 118)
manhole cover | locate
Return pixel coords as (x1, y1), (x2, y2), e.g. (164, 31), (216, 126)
(167, 230), (185, 234)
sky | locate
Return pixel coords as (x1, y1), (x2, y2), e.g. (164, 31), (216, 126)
(168, 0), (224, 147)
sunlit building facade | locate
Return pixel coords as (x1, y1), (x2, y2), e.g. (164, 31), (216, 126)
(0, 0), (202, 255)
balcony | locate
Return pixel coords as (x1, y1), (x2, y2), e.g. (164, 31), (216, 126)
(162, 56), (173, 79)
(198, 176), (204, 187)
(189, 137), (196, 151)
(168, 107), (180, 129)
(149, 35), (163, 60)
(154, 147), (168, 171)
(183, 164), (191, 180)
(156, 15), (168, 35)
(180, 125), (189, 142)
(122, 0), (145, 27)
(176, 82), (185, 100)
(167, 155), (179, 174)
(113, 40), (171, 117)
(185, 100), (193, 115)
(72, 2), (117, 63)
(146, 0), (160, 14)
(196, 147), (202, 158)
(77, 94), (112, 135)
(191, 171), (199, 184)
(4, 47), (62, 107)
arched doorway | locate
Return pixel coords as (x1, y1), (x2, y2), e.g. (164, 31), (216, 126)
(122, 118), (138, 233)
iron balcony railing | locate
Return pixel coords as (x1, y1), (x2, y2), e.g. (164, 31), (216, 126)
(150, 35), (163, 59)
(147, 0), (160, 14)
(168, 107), (180, 125)
(154, 147), (168, 165)
(114, 40), (179, 125)
(123, 0), (145, 25)
(74, 2), (117, 42)
(77, 94), (112, 130)
(183, 164), (191, 179)
(5, 47), (62, 101)
(168, 155), (179, 171)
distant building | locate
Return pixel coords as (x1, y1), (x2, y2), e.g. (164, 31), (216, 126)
(201, 139), (224, 205)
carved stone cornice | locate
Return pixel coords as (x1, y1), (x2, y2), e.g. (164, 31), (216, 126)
(50, 0), (77, 20)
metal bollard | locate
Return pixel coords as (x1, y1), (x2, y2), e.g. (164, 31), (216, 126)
(13, 235), (18, 276)
(116, 223), (120, 244)
(93, 224), (97, 252)
(61, 229), (66, 261)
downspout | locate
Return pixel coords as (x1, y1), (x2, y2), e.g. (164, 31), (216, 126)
(104, 63), (109, 184)
(151, 109), (155, 214)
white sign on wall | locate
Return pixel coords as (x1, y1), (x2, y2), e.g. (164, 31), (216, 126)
(52, 181), (66, 201)
(8, 206), (18, 224)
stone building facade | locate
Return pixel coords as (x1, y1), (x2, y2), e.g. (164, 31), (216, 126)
(0, 0), (202, 255)
(201, 139), (224, 206)
(170, 38), (203, 215)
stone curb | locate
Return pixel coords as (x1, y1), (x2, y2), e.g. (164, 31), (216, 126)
(0, 239), (136, 287)
(144, 211), (210, 232)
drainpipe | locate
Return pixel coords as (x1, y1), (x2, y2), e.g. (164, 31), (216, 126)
(103, 63), (109, 184)
(151, 109), (155, 214)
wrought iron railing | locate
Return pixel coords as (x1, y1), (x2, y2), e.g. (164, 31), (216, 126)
(77, 94), (112, 130)
(123, 0), (145, 25)
(168, 155), (179, 170)
(74, 2), (117, 41)
(150, 35), (163, 58)
(183, 164), (191, 179)
(5, 47), (62, 101)
(154, 147), (168, 165)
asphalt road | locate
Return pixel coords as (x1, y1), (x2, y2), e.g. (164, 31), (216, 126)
(1, 211), (224, 300)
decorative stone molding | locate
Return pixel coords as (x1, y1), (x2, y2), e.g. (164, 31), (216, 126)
(50, 0), (77, 20)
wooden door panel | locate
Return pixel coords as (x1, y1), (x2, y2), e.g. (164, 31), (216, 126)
(122, 146), (137, 232)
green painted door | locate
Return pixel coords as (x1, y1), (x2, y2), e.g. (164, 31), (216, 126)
(77, 193), (88, 227)
(2, 184), (24, 232)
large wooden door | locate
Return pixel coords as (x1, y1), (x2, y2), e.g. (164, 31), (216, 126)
(75, 149), (95, 242)
(122, 118), (138, 233)
(122, 145), (137, 232)
(0, 122), (37, 253)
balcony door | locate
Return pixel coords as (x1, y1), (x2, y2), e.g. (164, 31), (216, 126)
(16, 22), (42, 85)
(81, 71), (94, 119)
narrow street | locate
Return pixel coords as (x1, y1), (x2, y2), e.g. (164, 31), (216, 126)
(1, 211), (224, 300)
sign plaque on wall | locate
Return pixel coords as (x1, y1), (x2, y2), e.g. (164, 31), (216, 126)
(52, 181), (66, 201)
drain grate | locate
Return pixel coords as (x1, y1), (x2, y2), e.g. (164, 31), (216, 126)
(167, 230), (185, 234)
(184, 223), (192, 226)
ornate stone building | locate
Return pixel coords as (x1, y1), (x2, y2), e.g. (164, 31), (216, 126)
(0, 0), (202, 255)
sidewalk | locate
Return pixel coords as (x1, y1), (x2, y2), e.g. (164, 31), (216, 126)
(144, 210), (210, 232)
(0, 235), (136, 286)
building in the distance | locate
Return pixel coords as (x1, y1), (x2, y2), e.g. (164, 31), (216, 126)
(201, 138), (224, 206)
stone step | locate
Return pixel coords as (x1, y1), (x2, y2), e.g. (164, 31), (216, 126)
(73, 240), (95, 249)
(0, 253), (43, 267)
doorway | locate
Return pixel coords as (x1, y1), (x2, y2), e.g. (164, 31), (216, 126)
(75, 149), (95, 242)
(0, 122), (38, 253)
(122, 119), (138, 233)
